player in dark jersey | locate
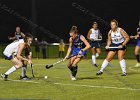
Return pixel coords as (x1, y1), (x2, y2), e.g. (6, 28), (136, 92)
(8, 26), (25, 40)
(64, 26), (90, 80)
(130, 21), (140, 67)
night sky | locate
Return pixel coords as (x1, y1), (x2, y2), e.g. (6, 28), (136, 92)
(0, 0), (139, 43)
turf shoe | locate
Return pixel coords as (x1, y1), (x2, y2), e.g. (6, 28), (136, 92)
(71, 75), (76, 81)
(1, 74), (8, 81)
(94, 64), (98, 67)
(96, 71), (103, 75)
(20, 75), (31, 80)
(121, 73), (127, 76)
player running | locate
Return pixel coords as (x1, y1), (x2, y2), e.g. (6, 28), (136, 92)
(96, 19), (130, 76)
(87, 22), (102, 67)
(130, 21), (140, 67)
(1, 33), (33, 81)
(64, 26), (90, 80)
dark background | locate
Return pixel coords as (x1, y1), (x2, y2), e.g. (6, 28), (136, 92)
(0, 0), (139, 43)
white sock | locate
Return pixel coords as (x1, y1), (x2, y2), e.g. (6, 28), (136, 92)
(96, 53), (99, 58)
(22, 66), (27, 77)
(119, 59), (126, 74)
(100, 59), (109, 72)
(5, 66), (17, 75)
(92, 55), (96, 64)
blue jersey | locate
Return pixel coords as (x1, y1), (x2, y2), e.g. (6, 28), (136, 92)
(71, 35), (86, 56)
(72, 35), (85, 49)
(136, 27), (140, 47)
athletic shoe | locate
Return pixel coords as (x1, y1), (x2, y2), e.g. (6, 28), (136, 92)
(121, 73), (127, 76)
(1, 74), (8, 81)
(71, 76), (76, 81)
(135, 63), (140, 67)
(94, 64), (98, 67)
(20, 75), (31, 80)
(96, 71), (103, 75)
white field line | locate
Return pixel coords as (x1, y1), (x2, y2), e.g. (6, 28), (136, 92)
(54, 83), (140, 91)
(128, 66), (140, 72)
(0, 78), (40, 84)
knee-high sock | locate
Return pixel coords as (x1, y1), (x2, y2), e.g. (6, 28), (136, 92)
(119, 59), (126, 74)
(92, 55), (96, 64)
(5, 66), (17, 75)
(100, 59), (109, 72)
(96, 53), (99, 58)
(72, 66), (78, 77)
(22, 65), (27, 77)
(135, 55), (140, 63)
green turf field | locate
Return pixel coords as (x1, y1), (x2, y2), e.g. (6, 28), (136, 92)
(0, 59), (140, 100)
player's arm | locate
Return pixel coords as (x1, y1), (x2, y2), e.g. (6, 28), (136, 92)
(20, 32), (25, 38)
(27, 46), (32, 63)
(98, 29), (102, 39)
(8, 33), (16, 40)
(87, 29), (92, 40)
(80, 35), (91, 51)
(106, 31), (111, 48)
(17, 43), (28, 61)
(65, 38), (72, 59)
(120, 28), (130, 46)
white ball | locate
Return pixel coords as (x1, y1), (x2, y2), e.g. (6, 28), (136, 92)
(44, 76), (48, 79)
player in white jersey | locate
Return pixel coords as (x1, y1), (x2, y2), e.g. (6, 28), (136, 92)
(1, 34), (33, 81)
(87, 22), (102, 67)
(96, 19), (129, 76)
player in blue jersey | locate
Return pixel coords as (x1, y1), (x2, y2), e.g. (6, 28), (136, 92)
(64, 26), (90, 80)
(96, 19), (130, 76)
(130, 21), (140, 67)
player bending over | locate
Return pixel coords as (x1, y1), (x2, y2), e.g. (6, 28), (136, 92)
(1, 33), (33, 81)
(96, 19), (129, 76)
(64, 26), (90, 81)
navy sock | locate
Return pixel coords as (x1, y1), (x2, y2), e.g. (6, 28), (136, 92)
(135, 55), (140, 63)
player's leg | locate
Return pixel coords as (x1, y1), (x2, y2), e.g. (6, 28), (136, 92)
(91, 48), (98, 67)
(134, 46), (140, 67)
(118, 50), (127, 76)
(1, 57), (23, 80)
(71, 56), (82, 80)
(20, 60), (31, 80)
(67, 56), (77, 75)
(96, 51), (116, 75)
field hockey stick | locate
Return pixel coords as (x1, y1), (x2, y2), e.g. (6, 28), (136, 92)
(108, 47), (119, 49)
(94, 39), (102, 41)
(30, 63), (35, 78)
(45, 55), (77, 69)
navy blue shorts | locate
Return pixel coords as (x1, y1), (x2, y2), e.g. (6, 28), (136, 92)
(3, 54), (13, 60)
(136, 40), (140, 47)
(107, 43), (126, 51)
(89, 41), (100, 48)
(71, 48), (86, 56)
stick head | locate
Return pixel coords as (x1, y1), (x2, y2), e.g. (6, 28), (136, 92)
(45, 65), (50, 69)
(45, 65), (53, 69)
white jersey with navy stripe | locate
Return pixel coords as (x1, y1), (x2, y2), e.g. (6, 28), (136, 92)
(90, 28), (100, 40)
(3, 39), (24, 57)
(111, 27), (124, 44)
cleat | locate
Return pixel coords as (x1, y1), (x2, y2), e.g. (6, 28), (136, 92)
(20, 75), (31, 80)
(96, 71), (103, 76)
(1, 74), (8, 81)
(71, 76), (76, 81)
(135, 63), (140, 67)
(121, 73), (127, 76)
(94, 64), (98, 67)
